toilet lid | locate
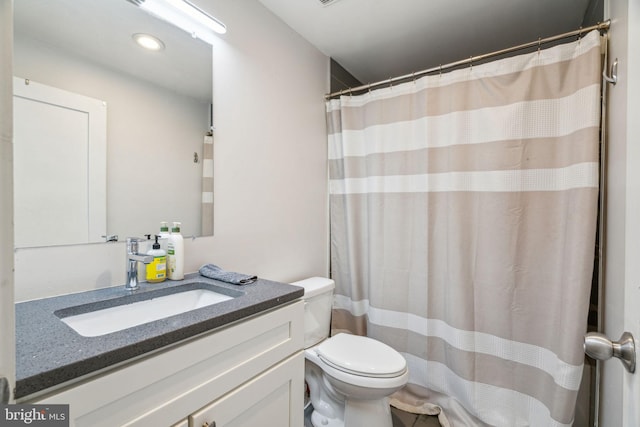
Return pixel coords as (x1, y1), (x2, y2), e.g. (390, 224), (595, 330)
(316, 333), (407, 378)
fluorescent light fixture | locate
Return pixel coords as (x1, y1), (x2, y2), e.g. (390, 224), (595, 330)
(132, 33), (166, 51)
(167, 0), (226, 34)
(133, 0), (226, 45)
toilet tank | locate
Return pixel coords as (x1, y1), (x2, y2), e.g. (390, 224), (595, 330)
(291, 277), (335, 348)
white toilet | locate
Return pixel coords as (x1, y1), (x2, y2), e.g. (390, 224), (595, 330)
(292, 277), (408, 427)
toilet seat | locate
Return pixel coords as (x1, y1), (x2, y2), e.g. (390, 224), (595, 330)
(316, 333), (407, 378)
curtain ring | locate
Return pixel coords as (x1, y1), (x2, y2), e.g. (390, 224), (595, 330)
(439, 64), (442, 77)
(578, 26), (583, 42)
(537, 37), (541, 55)
(389, 77), (393, 89)
(348, 87), (352, 98)
(469, 56), (473, 72)
(412, 72), (416, 83)
(368, 83), (372, 94)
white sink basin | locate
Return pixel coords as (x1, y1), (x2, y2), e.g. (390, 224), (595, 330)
(60, 288), (234, 337)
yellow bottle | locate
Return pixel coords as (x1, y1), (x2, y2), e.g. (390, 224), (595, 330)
(146, 235), (167, 283)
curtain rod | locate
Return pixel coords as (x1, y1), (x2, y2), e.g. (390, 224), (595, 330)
(325, 19), (611, 100)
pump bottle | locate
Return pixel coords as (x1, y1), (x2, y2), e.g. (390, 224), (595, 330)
(146, 235), (167, 283)
(158, 221), (170, 252)
(167, 222), (184, 280)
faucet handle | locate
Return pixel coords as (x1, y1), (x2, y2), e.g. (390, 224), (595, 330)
(128, 253), (154, 263)
(126, 237), (144, 254)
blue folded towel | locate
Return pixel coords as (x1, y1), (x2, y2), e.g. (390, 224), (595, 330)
(199, 264), (257, 285)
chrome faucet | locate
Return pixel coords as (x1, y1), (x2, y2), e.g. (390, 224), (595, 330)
(126, 237), (154, 291)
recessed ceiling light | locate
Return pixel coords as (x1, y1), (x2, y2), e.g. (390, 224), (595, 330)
(132, 33), (165, 51)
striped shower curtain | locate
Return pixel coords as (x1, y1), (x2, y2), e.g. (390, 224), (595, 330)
(201, 134), (214, 235)
(326, 30), (602, 427)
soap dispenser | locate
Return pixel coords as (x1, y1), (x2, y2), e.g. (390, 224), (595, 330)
(167, 222), (184, 280)
(146, 235), (167, 283)
(159, 221), (170, 252)
(137, 234), (153, 282)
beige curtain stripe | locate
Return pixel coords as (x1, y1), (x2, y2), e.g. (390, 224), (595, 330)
(203, 141), (213, 158)
(329, 43), (601, 134)
(331, 308), (368, 336)
(330, 127), (599, 180)
(202, 177), (213, 192)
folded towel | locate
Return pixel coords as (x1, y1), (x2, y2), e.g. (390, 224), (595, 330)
(199, 264), (257, 285)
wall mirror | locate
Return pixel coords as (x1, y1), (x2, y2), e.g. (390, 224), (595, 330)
(13, 0), (214, 248)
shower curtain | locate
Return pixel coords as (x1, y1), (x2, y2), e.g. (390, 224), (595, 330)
(326, 30), (602, 427)
(201, 134), (214, 235)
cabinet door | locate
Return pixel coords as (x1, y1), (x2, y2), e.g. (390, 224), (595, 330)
(190, 352), (304, 427)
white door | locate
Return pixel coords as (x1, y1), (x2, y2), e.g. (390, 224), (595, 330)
(599, 0), (640, 426)
(13, 77), (107, 247)
(0, 0), (15, 407)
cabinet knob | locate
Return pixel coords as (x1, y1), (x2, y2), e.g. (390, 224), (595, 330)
(202, 422), (216, 427)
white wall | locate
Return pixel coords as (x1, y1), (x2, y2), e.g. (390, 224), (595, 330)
(14, 0), (330, 301)
(622, 1), (640, 423)
(0, 0), (16, 400)
(602, 0), (640, 425)
(601, 2), (627, 425)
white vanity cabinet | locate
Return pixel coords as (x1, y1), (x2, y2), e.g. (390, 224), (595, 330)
(188, 352), (302, 427)
(29, 300), (304, 427)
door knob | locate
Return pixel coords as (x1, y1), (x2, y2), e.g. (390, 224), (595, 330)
(584, 331), (636, 373)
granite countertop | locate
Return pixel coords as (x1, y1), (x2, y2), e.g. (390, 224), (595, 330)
(15, 273), (304, 399)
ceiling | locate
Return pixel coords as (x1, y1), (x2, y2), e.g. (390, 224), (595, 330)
(258, 0), (601, 86)
(13, 0), (212, 102)
(14, 0), (602, 96)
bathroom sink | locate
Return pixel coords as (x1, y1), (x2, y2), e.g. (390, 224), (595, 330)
(56, 284), (241, 337)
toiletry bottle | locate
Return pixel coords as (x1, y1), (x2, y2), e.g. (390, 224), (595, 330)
(167, 222), (184, 280)
(146, 235), (167, 283)
(159, 221), (170, 252)
(137, 234), (153, 282)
